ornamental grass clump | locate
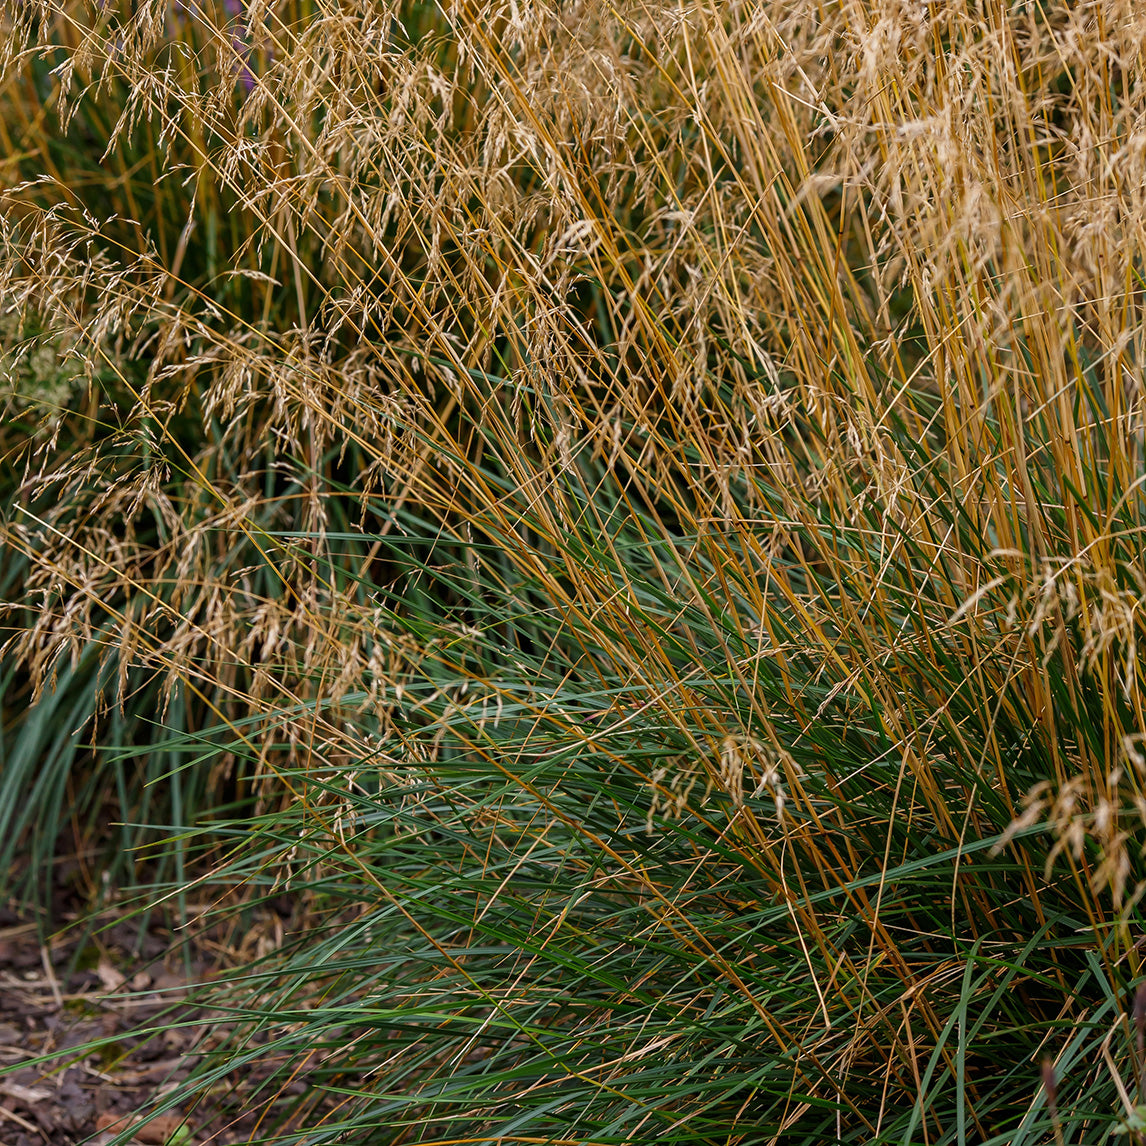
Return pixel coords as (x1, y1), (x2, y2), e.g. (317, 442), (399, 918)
(3, 0), (1146, 1140)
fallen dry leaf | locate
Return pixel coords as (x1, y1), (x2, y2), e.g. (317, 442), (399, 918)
(0, 1080), (52, 1104)
(97, 959), (127, 992)
(96, 1110), (186, 1144)
(96, 1111), (133, 1133)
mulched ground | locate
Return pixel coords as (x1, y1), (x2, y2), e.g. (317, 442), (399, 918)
(0, 898), (315, 1146)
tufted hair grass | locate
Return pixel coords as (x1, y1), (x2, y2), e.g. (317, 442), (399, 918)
(4, 0), (1146, 1140)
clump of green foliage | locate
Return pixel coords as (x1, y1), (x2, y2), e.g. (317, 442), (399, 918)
(4, 0), (1146, 1140)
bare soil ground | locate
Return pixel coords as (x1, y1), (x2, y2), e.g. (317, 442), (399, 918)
(0, 888), (314, 1146)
